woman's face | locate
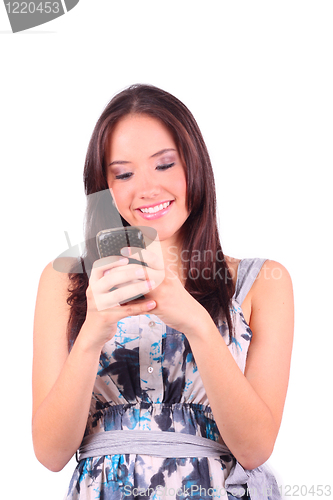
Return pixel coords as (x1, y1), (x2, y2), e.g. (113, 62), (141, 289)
(106, 114), (189, 249)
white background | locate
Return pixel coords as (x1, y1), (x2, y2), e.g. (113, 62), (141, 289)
(1, 1), (332, 499)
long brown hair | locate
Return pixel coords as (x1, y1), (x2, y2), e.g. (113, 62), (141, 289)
(67, 84), (234, 348)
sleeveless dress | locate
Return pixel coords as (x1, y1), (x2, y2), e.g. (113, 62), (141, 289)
(65, 258), (281, 500)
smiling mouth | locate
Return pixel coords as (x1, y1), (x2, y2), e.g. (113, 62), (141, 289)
(138, 201), (172, 214)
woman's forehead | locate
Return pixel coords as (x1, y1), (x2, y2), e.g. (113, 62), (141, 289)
(106, 114), (179, 158)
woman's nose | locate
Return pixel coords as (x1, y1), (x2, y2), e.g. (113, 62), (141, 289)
(137, 171), (161, 198)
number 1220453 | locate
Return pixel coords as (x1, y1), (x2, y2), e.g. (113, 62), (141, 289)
(5, 2), (60, 14)
(280, 484), (331, 496)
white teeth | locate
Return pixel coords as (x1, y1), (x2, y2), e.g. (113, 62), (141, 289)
(140, 201), (171, 214)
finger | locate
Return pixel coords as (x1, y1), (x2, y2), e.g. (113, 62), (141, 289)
(90, 256), (129, 283)
(95, 279), (156, 311)
(120, 247), (164, 270)
(112, 299), (157, 320)
(101, 266), (161, 294)
(93, 262), (150, 288)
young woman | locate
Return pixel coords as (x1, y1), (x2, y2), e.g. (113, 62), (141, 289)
(32, 84), (294, 500)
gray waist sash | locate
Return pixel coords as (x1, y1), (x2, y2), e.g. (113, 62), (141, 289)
(78, 430), (281, 500)
(78, 429), (231, 460)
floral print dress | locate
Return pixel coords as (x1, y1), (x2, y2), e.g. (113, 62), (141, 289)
(65, 258), (280, 500)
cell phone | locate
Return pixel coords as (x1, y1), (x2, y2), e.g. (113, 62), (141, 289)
(96, 226), (148, 302)
(96, 226), (147, 263)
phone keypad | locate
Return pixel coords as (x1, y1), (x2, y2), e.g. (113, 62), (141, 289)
(98, 229), (144, 259)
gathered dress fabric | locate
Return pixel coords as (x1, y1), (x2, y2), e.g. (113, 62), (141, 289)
(65, 258), (281, 500)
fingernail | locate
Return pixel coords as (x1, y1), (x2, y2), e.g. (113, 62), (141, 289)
(146, 301), (156, 310)
(121, 247), (131, 257)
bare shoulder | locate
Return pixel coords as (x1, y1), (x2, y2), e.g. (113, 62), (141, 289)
(35, 261), (73, 319)
(248, 259), (294, 341)
(251, 260), (293, 305)
(38, 260), (72, 297)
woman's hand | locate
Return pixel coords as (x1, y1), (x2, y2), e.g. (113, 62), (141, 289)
(81, 255), (159, 350)
(120, 247), (210, 335)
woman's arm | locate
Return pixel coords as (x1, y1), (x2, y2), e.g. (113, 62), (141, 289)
(32, 259), (157, 472)
(184, 260), (294, 470)
(143, 256), (294, 470)
(32, 263), (103, 472)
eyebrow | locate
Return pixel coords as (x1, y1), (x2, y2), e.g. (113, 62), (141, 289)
(108, 148), (176, 167)
(150, 148), (176, 158)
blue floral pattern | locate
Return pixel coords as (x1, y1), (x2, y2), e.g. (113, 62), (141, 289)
(65, 285), (256, 499)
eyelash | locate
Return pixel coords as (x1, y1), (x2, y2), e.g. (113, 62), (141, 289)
(115, 163), (175, 180)
(115, 172), (132, 180)
(157, 162), (175, 171)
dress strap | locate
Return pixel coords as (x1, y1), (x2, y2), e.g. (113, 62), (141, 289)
(233, 258), (267, 306)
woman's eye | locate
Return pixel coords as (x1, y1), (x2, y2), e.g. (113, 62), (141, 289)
(115, 172), (133, 180)
(156, 162), (175, 171)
